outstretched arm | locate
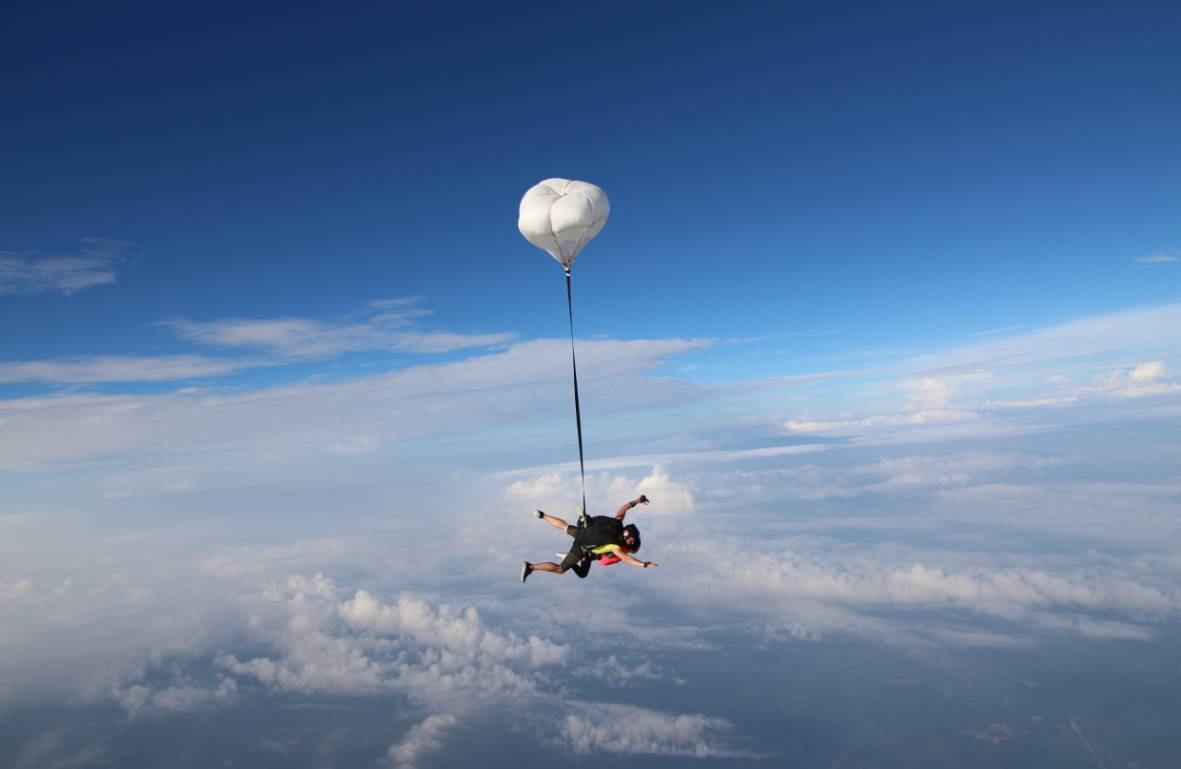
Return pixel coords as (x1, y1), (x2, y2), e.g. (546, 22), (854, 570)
(614, 494), (649, 520)
(616, 549), (657, 569)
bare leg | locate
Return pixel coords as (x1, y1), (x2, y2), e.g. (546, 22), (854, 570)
(536, 512), (572, 532)
(528, 561), (566, 574)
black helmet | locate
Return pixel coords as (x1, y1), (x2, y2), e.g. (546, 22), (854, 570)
(622, 524), (641, 553)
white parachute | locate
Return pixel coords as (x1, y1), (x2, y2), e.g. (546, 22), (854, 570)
(517, 178), (610, 272)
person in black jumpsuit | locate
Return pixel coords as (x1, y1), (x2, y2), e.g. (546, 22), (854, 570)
(521, 495), (656, 582)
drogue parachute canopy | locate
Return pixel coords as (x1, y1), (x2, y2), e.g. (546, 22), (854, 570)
(518, 178), (610, 272)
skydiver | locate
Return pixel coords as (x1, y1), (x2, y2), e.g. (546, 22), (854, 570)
(520, 495), (656, 582)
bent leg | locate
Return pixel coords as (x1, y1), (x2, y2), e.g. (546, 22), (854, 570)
(522, 544), (584, 577)
(558, 545), (585, 575)
(537, 511), (572, 532)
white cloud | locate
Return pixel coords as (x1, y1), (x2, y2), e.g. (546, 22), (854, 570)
(0, 300), (518, 386)
(384, 714), (458, 769)
(5, 296), (1181, 751)
(784, 407), (979, 439)
(970, 325), (1025, 337)
(901, 303), (1181, 377)
(112, 677), (238, 717)
(0, 239), (126, 296)
(0, 355), (260, 384)
(0, 337), (706, 474)
(558, 702), (746, 758)
(1134, 252), (1178, 265)
(164, 298), (514, 358)
(213, 573), (568, 709)
(1129, 361), (1166, 381)
(981, 361), (1181, 407)
(782, 356), (1179, 445)
(681, 451), (1057, 508)
(902, 376), (953, 408)
(0, 570), (237, 710)
(337, 588), (568, 668)
(611, 510), (1181, 649)
(501, 442), (830, 480)
(574, 655), (664, 687)
(616, 467), (695, 515)
(505, 466), (695, 517)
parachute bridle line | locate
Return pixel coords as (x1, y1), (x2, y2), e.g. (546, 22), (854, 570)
(564, 268), (588, 517)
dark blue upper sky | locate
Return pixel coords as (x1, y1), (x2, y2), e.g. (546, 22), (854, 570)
(2, 1), (1179, 366)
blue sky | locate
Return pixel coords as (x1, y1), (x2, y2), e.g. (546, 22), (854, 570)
(2, 3), (1181, 768)
(3, 2), (1178, 364)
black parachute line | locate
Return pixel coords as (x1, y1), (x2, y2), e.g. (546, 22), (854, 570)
(564, 268), (588, 517)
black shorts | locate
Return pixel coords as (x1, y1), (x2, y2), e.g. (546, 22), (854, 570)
(560, 525), (583, 571)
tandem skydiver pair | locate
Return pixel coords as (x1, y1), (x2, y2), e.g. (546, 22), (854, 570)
(521, 495), (657, 582)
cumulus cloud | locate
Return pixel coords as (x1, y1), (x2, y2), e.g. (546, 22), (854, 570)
(573, 655), (664, 687)
(980, 361), (1180, 409)
(558, 702), (746, 758)
(505, 466), (695, 516)
(384, 714), (458, 769)
(112, 677), (238, 717)
(338, 588), (568, 667)
(612, 467), (695, 515)
(0, 239), (126, 296)
(1088, 361), (1181, 398)
(216, 574), (567, 707)
(902, 376), (954, 408)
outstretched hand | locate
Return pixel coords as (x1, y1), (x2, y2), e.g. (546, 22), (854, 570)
(637, 494), (649, 504)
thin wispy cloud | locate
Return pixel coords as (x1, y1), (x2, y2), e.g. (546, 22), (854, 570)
(0, 300), (519, 386)
(164, 298), (515, 358)
(0, 355), (260, 384)
(0, 239), (128, 296)
(903, 303), (1181, 377)
(0, 337), (706, 474)
(1134, 251), (1178, 265)
(971, 325), (1025, 337)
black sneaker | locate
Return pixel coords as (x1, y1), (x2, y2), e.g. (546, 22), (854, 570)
(534, 509), (545, 519)
(520, 562), (533, 583)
